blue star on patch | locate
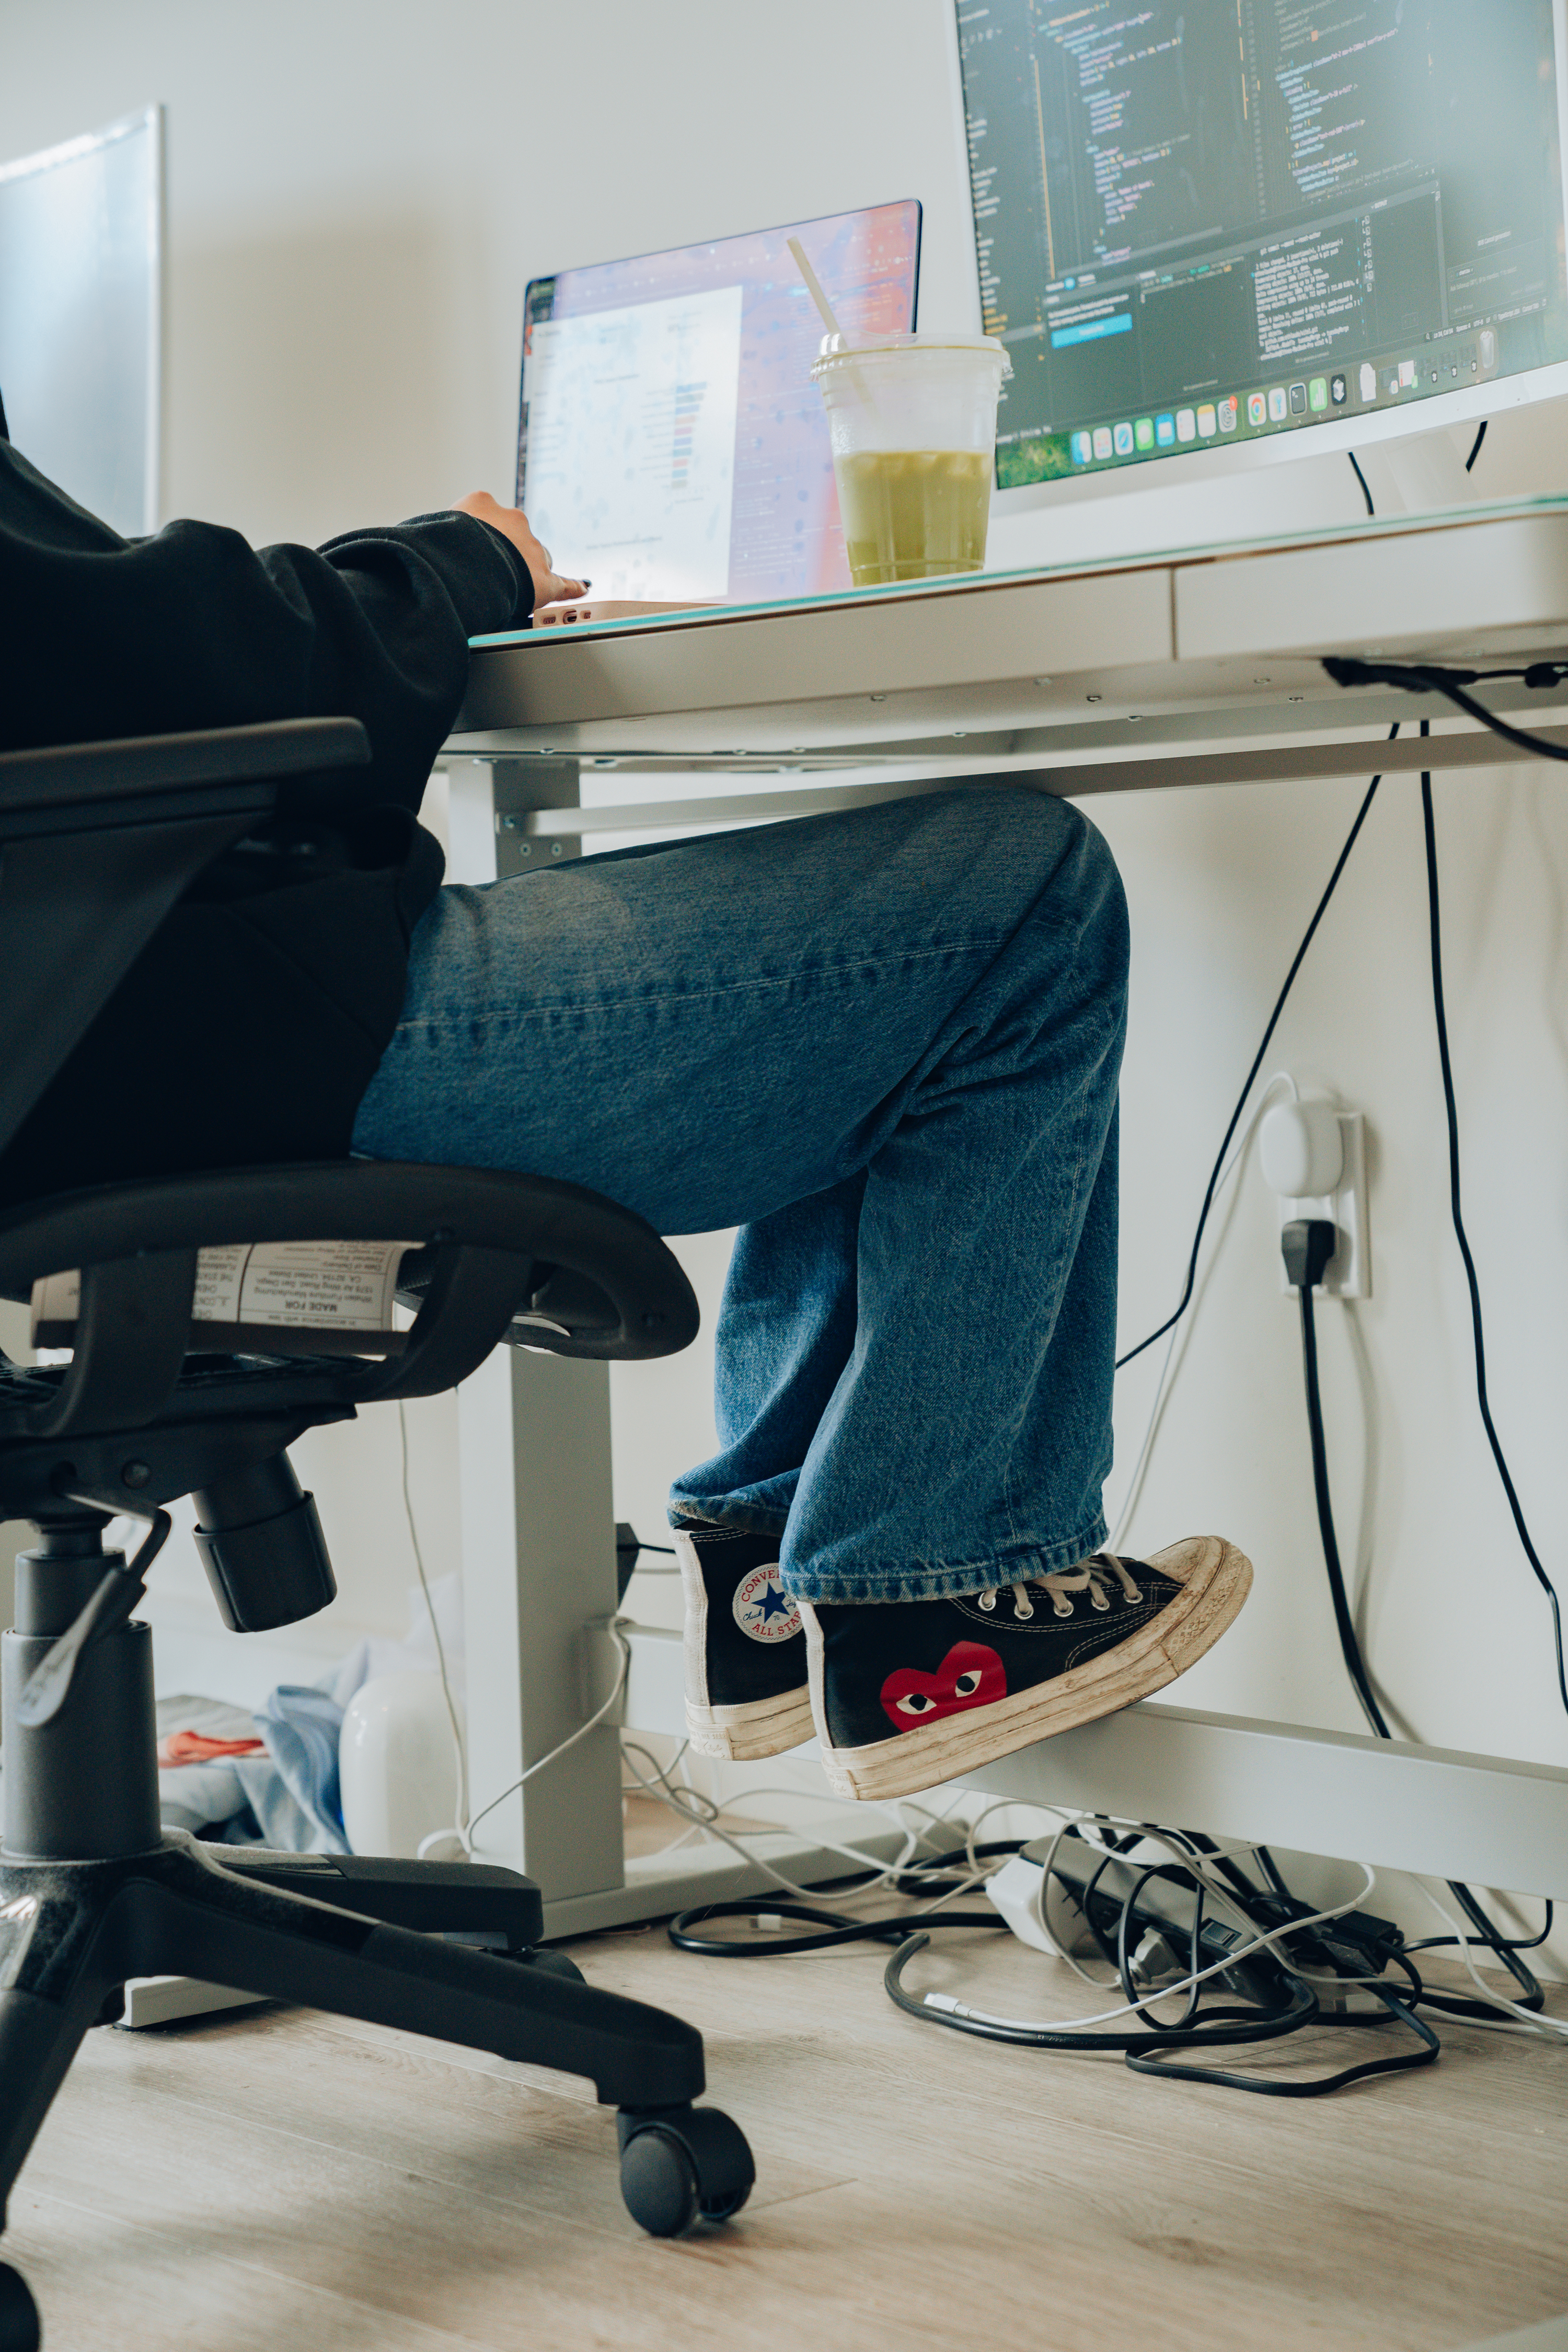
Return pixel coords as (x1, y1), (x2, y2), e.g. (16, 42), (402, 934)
(753, 1579), (793, 1623)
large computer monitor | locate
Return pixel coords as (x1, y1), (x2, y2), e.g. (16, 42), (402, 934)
(950, 1), (1568, 526)
(0, 106), (164, 538)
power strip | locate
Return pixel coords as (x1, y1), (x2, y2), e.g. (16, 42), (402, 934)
(987, 1834), (1405, 2017)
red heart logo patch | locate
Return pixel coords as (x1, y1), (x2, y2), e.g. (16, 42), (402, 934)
(880, 1641), (1006, 1733)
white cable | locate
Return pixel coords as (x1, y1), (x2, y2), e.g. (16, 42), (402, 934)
(1029, 1815), (1125, 1984)
(397, 1398), (469, 1850)
(618, 1739), (833, 1900)
(698, 1785), (953, 1889)
(615, 1753), (970, 1906)
(1419, 1883), (1568, 2041)
(1110, 1071), (1298, 1552)
(463, 1622), (631, 1848)
(899, 1798), (1035, 1917)
(622, 1736), (717, 1818)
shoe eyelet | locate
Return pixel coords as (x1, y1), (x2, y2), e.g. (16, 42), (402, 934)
(977, 1590), (996, 1612)
(1052, 1597), (1074, 1618)
(1013, 1599), (1034, 1621)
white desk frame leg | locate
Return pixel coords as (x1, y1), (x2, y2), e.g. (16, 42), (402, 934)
(458, 1342), (626, 1896)
(449, 755), (625, 1900)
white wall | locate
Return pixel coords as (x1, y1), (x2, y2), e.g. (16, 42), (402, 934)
(4, 3), (1567, 1951)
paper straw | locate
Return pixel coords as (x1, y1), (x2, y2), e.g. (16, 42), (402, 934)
(787, 236), (845, 340)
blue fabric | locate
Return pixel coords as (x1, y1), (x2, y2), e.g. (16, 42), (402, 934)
(353, 786), (1128, 1604)
(255, 1685), (349, 1849)
(154, 1689), (349, 1853)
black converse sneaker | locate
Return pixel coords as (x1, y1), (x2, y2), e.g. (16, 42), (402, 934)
(800, 1538), (1252, 1801)
(676, 1518), (815, 1761)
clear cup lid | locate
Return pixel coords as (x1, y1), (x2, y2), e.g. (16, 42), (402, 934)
(810, 329), (1012, 378)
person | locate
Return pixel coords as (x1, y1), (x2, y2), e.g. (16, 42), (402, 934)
(0, 424), (1251, 1806)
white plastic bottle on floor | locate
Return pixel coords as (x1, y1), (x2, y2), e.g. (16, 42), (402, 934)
(339, 1669), (460, 1857)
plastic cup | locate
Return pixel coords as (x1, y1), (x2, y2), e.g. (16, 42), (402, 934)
(810, 331), (1012, 588)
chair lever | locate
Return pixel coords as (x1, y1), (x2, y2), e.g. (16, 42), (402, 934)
(15, 1508), (170, 1729)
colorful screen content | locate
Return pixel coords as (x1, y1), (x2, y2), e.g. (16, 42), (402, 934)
(955, 1), (1568, 490)
(517, 201), (921, 602)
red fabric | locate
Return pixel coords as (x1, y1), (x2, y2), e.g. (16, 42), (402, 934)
(157, 1730), (266, 1767)
(880, 1641), (1006, 1731)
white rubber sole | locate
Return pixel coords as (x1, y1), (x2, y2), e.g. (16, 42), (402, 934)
(804, 1536), (1253, 1802)
(684, 1686), (817, 1762)
(677, 1525), (813, 1760)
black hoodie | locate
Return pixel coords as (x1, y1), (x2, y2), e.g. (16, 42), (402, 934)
(0, 429), (531, 1210)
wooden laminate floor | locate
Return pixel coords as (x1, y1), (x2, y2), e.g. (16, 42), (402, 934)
(7, 1898), (1566, 2352)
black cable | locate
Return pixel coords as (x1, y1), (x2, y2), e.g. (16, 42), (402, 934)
(1255, 1848), (1292, 1899)
(1078, 1846), (1137, 1974)
(671, 1900), (1006, 1956)
(1420, 735), (1568, 1723)
(1184, 1828), (1273, 1904)
(1465, 420), (1488, 472)
(889, 1920), (1436, 2092)
(668, 1842), (1027, 1956)
(1287, 1201), (1549, 2014)
(1296, 1276), (1393, 1737)
(883, 1927), (1320, 2055)
(1115, 1865), (1204, 2032)
(1280, 694), (1567, 1990)
(1125, 1979), (1440, 2095)
(1116, 730), (1398, 1370)
(1325, 655), (1568, 764)
(884, 1830), (1442, 2093)
(1406, 1903), (1553, 1957)
(1348, 451), (1375, 514)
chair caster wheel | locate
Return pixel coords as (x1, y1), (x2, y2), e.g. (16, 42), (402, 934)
(617, 2104), (754, 2236)
(0, 2263), (40, 2351)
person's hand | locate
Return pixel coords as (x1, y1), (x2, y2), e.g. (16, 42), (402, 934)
(452, 492), (587, 609)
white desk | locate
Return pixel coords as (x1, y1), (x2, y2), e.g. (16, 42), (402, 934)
(443, 499), (1568, 1934)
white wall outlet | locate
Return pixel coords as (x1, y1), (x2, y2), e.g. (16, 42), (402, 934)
(1263, 1103), (1370, 1298)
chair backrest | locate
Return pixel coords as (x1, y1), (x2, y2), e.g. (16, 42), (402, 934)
(0, 726), (698, 1636)
(0, 719), (370, 1161)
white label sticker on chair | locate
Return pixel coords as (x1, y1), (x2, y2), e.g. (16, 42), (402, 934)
(31, 1240), (421, 1345)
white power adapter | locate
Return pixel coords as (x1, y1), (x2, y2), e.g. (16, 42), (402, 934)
(1259, 1098), (1344, 1197)
(986, 1834), (1180, 1968)
(1259, 1094), (1370, 1296)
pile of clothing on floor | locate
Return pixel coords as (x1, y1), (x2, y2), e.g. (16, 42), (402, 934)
(156, 1572), (463, 1854)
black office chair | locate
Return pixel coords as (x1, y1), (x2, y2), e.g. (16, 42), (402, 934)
(0, 720), (753, 2351)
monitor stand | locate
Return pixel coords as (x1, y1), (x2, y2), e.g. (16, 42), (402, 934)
(1351, 423), (1481, 517)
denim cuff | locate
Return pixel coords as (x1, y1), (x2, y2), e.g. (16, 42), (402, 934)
(775, 1513), (1111, 1606)
(667, 1497), (791, 1539)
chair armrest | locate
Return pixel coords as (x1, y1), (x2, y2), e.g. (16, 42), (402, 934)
(0, 718), (370, 821)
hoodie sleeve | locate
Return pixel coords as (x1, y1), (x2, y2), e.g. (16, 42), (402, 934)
(0, 439), (533, 809)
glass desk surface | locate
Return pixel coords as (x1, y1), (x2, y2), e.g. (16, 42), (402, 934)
(453, 492), (1568, 773)
(467, 491), (1568, 653)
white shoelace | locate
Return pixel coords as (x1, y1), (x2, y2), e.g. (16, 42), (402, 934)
(974, 1551), (1144, 1622)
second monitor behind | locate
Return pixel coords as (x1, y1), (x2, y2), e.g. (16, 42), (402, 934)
(516, 201), (921, 608)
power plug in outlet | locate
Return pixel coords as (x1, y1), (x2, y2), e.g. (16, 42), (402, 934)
(1260, 1098), (1370, 1298)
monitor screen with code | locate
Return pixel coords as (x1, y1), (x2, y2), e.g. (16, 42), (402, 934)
(955, 0), (1568, 489)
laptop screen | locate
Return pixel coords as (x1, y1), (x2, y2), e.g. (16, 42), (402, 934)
(516, 200), (921, 605)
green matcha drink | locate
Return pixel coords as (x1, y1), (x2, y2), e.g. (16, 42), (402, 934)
(834, 448), (993, 586)
(810, 332), (1011, 589)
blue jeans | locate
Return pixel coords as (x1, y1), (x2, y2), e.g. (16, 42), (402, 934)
(352, 787), (1128, 1604)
